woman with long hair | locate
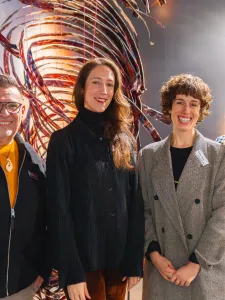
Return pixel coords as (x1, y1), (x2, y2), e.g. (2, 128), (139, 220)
(140, 74), (225, 300)
(46, 58), (144, 300)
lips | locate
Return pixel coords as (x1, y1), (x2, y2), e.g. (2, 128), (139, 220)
(94, 97), (107, 103)
(178, 116), (191, 123)
(0, 121), (12, 125)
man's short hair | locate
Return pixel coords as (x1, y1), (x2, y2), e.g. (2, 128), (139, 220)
(0, 75), (23, 97)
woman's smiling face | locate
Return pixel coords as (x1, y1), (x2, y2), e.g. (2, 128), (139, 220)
(169, 94), (201, 134)
(84, 65), (115, 113)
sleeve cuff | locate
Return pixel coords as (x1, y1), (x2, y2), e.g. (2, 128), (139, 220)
(189, 252), (199, 264)
(145, 241), (161, 261)
(194, 249), (214, 270)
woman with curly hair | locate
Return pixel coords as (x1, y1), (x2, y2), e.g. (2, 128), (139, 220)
(46, 58), (144, 300)
(139, 74), (225, 300)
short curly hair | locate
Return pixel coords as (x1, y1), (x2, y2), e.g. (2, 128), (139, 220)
(160, 74), (213, 122)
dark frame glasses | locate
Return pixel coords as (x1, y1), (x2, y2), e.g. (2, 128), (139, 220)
(0, 102), (22, 114)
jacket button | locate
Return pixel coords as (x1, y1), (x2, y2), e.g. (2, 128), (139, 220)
(99, 137), (103, 141)
(110, 213), (116, 217)
(154, 195), (159, 200)
(109, 188), (112, 191)
(162, 227), (165, 233)
(187, 234), (193, 239)
(195, 199), (200, 204)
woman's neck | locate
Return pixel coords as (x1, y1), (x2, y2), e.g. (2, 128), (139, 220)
(171, 129), (195, 148)
(78, 107), (105, 135)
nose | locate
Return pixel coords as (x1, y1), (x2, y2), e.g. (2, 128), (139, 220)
(0, 104), (10, 117)
(183, 103), (190, 113)
(100, 83), (107, 94)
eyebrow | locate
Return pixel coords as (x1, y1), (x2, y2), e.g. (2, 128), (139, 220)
(175, 98), (200, 103)
(91, 77), (114, 82)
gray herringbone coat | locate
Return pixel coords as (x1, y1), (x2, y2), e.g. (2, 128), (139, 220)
(139, 130), (225, 300)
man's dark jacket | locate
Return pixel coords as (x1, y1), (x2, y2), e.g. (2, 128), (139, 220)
(46, 113), (144, 288)
(0, 134), (50, 297)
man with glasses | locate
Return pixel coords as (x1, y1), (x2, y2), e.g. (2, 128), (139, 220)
(0, 75), (50, 299)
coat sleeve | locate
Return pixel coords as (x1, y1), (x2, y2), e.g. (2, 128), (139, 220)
(23, 142), (52, 284)
(194, 146), (225, 270)
(138, 149), (158, 253)
(120, 155), (144, 278)
(34, 162), (52, 284)
(46, 131), (86, 288)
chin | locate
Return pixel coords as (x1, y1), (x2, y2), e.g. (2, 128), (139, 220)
(1, 126), (17, 136)
(96, 107), (107, 113)
(0, 130), (11, 137)
(178, 126), (194, 132)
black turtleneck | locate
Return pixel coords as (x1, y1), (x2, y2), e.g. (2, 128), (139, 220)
(46, 108), (145, 287)
(78, 107), (105, 135)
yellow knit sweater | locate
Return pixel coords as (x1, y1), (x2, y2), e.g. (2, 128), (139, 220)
(0, 140), (19, 208)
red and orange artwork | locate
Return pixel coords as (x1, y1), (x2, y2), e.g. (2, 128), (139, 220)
(0, 0), (170, 160)
(0, 0), (168, 298)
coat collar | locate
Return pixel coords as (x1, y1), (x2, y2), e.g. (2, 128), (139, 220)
(14, 133), (45, 173)
(176, 130), (208, 217)
(152, 130), (208, 249)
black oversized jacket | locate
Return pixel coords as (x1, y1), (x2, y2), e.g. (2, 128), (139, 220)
(46, 114), (144, 288)
(0, 134), (50, 298)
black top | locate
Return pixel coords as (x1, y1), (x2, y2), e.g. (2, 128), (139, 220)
(146, 146), (199, 264)
(46, 110), (144, 288)
(79, 107), (105, 135)
(0, 134), (50, 298)
(170, 146), (193, 189)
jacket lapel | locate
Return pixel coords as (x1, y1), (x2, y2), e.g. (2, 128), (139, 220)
(176, 130), (208, 218)
(152, 135), (188, 250)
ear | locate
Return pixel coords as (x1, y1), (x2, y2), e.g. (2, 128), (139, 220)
(21, 105), (25, 115)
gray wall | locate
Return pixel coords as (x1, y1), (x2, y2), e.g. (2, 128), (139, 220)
(133, 0), (225, 147)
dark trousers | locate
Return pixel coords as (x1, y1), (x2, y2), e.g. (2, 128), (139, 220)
(65, 268), (127, 300)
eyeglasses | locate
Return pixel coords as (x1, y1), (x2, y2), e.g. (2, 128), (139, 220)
(0, 102), (22, 114)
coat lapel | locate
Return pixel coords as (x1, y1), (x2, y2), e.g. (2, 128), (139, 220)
(176, 130), (208, 218)
(152, 135), (188, 250)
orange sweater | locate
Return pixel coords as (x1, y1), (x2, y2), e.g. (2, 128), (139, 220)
(0, 140), (19, 207)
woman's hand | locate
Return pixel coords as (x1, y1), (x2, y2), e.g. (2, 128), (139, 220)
(170, 261), (201, 287)
(122, 277), (141, 290)
(33, 276), (44, 290)
(150, 251), (176, 281)
(67, 282), (91, 300)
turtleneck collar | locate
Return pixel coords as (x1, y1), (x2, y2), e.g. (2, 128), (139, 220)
(78, 107), (105, 135)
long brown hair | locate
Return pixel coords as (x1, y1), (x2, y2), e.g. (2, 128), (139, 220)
(73, 58), (136, 170)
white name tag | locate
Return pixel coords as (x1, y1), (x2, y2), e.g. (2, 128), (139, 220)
(195, 150), (209, 166)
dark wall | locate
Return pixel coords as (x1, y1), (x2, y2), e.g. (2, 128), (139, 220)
(133, 0), (225, 147)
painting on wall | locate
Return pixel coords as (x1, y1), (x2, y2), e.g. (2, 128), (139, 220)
(0, 0), (168, 298)
(0, 0), (169, 159)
